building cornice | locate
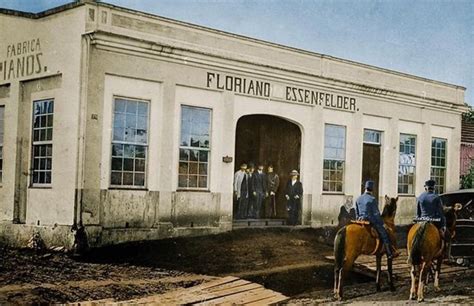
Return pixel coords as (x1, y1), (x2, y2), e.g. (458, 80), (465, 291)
(89, 30), (468, 115)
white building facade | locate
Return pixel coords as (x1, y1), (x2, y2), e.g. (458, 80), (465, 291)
(0, 1), (467, 248)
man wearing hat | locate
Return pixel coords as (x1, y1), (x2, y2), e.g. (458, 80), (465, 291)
(285, 170), (303, 225)
(355, 180), (398, 259)
(416, 180), (446, 236)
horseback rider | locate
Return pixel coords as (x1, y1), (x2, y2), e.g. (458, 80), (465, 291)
(355, 180), (399, 259)
(416, 179), (448, 242)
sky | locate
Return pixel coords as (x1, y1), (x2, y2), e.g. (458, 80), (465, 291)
(1, 0), (473, 104)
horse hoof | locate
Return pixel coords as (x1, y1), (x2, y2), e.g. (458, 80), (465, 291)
(376, 285), (381, 292)
(390, 285), (396, 292)
(418, 298), (424, 303)
(409, 294), (416, 300)
(434, 286), (441, 292)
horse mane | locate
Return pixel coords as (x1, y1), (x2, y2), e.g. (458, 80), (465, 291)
(408, 222), (428, 265)
(381, 197), (397, 218)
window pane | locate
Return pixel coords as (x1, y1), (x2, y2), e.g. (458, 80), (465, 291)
(134, 173), (145, 186)
(135, 159), (145, 172)
(123, 172), (134, 185)
(111, 171), (122, 185)
(112, 158), (122, 170)
(189, 175), (198, 188)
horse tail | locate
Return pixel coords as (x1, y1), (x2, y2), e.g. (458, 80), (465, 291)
(408, 222), (428, 265)
(334, 226), (346, 271)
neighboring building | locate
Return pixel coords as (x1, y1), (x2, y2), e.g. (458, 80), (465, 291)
(0, 1), (468, 248)
(461, 117), (474, 176)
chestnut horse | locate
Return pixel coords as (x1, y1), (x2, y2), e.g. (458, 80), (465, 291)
(333, 195), (398, 300)
(407, 203), (462, 302)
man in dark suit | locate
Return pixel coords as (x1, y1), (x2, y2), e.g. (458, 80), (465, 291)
(285, 170), (303, 225)
(247, 163), (257, 218)
(250, 163), (267, 218)
(265, 165), (280, 218)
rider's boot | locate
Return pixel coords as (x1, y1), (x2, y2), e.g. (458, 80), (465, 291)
(391, 245), (401, 258)
(384, 243), (393, 259)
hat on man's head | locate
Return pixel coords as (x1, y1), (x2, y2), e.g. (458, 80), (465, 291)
(289, 170), (299, 176)
(424, 180), (436, 188)
(248, 162), (255, 168)
(365, 180), (375, 191)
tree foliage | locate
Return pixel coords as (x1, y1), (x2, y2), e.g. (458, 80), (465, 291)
(460, 164), (474, 189)
(463, 105), (474, 123)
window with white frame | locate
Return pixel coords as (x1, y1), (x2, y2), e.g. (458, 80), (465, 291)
(0, 106), (4, 184)
(431, 137), (447, 194)
(110, 97), (149, 187)
(398, 134), (416, 194)
(179, 105), (211, 189)
(31, 99), (54, 185)
(323, 124), (346, 192)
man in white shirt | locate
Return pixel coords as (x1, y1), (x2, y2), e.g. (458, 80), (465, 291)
(234, 163), (248, 219)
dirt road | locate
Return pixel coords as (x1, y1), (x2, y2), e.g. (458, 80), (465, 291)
(1, 227), (472, 304)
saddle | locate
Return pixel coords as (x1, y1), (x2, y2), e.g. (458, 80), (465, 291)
(350, 220), (382, 255)
(350, 220), (379, 238)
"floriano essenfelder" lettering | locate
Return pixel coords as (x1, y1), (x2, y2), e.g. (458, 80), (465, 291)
(205, 71), (358, 112)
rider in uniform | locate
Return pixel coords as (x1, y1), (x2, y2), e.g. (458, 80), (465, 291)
(416, 179), (447, 240)
(355, 180), (399, 259)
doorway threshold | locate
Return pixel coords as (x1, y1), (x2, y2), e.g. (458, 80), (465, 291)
(232, 219), (312, 228)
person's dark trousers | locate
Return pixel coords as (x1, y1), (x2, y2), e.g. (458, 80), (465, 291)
(267, 195), (276, 218)
(370, 219), (391, 245)
(237, 197), (249, 219)
(248, 194), (257, 218)
(287, 199), (300, 225)
(254, 192), (264, 218)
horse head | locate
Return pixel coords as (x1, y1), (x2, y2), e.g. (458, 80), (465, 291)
(382, 195), (398, 219)
(444, 203), (463, 238)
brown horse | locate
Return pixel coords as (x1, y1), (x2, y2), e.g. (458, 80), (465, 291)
(333, 195), (398, 300)
(407, 203), (462, 302)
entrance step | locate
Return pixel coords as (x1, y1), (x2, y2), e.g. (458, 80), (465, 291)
(233, 219), (287, 228)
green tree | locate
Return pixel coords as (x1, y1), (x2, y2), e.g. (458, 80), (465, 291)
(460, 163), (474, 189)
(463, 106), (474, 122)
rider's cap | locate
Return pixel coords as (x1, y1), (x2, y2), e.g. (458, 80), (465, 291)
(365, 180), (374, 190)
(424, 179), (436, 188)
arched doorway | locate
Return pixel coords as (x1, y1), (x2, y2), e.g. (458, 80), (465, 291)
(233, 114), (302, 221)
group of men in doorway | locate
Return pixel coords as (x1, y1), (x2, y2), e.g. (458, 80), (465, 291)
(233, 163), (303, 225)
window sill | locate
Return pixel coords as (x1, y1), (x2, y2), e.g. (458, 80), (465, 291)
(322, 192), (345, 195)
(176, 189), (211, 193)
(30, 185), (52, 189)
(108, 187), (148, 191)
(397, 194), (416, 197)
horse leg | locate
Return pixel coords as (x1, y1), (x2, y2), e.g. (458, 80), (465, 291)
(409, 264), (417, 300)
(334, 267), (339, 296)
(417, 262), (427, 302)
(434, 257), (442, 292)
(336, 256), (355, 300)
(387, 256), (395, 291)
(375, 253), (382, 292)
